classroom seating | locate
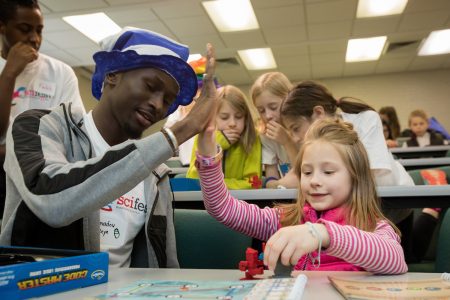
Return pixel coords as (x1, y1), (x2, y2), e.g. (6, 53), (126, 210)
(408, 166), (450, 185)
(170, 178), (201, 191)
(174, 209), (252, 269)
(435, 208), (450, 273)
(407, 166), (449, 272)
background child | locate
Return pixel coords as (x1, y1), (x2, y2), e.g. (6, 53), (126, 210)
(250, 72), (297, 187)
(379, 106), (401, 141)
(186, 85), (262, 189)
(406, 109), (445, 147)
(196, 118), (407, 274)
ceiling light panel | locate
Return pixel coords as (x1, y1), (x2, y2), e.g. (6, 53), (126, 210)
(238, 48), (276, 70)
(357, 0), (408, 18)
(202, 0), (259, 32)
(418, 29), (450, 56)
(63, 13), (121, 44)
(346, 36), (387, 62)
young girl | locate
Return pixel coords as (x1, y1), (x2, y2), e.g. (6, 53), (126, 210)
(186, 85), (262, 189)
(379, 106), (401, 140)
(196, 118), (407, 274)
(250, 72), (297, 186)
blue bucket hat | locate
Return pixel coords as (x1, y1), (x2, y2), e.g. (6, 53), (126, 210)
(92, 27), (198, 116)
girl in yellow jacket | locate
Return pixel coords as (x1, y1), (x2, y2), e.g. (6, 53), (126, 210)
(187, 85), (262, 189)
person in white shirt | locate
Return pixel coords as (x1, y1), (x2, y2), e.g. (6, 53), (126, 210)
(0, 0), (85, 217)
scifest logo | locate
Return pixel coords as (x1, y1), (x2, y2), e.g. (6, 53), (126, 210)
(101, 195), (147, 213)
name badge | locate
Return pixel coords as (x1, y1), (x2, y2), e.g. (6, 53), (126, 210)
(36, 81), (56, 98)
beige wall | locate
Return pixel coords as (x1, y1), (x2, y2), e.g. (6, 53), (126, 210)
(76, 68), (450, 135)
(236, 69), (450, 133)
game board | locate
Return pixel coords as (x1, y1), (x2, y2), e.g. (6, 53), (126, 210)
(93, 279), (256, 299)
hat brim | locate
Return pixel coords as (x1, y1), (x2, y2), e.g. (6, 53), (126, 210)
(92, 50), (198, 116)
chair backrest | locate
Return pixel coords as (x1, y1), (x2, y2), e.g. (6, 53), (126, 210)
(407, 166), (450, 185)
(174, 209), (252, 269)
(435, 208), (450, 272)
(170, 178), (201, 191)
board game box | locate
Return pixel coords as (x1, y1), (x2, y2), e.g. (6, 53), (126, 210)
(0, 246), (108, 299)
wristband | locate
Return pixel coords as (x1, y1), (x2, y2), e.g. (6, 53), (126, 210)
(305, 221), (322, 268)
(263, 176), (278, 188)
(195, 145), (223, 168)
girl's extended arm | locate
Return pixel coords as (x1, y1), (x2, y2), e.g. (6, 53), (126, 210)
(320, 219), (408, 274)
(197, 160), (279, 241)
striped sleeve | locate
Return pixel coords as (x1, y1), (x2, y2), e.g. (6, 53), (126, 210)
(198, 161), (279, 241)
(320, 219), (408, 274)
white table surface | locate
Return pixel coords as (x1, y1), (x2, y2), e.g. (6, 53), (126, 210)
(36, 269), (445, 299)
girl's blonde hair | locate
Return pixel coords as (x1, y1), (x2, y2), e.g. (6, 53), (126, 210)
(250, 72), (293, 104)
(217, 85), (258, 154)
(408, 109), (428, 125)
(278, 119), (399, 234)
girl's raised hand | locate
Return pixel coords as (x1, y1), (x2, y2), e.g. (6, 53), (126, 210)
(263, 223), (330, 271)
(221, 129), (241, 145)
(196, 43), (218, 157)
(265, 120), (291, 145)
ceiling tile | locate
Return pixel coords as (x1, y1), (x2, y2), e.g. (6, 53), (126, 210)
(217, 68), (251, 85)
(398, 11), (449, 31)
(107, 7), (158, 23)
(251, 0), (302, 9)
(64, 45), (100, 66)
(152, 1), (204, 19)
(36, 0), (450, 84)
(180, 35), (226, 54)
(41, 49), (81, 66)
(311, 52), (345, 65)
(405, 0), (450, 13)
(276, 55), (310, 69)
(352, 16), (400, 37)
(308, 20), (352, 40)
(375, 57), (413, 73)
(45, 30), (98, 48)
(309, 40), (347, 55)
(381, 57), (412, 70)
(43, 17), (73, 33)
(281, 66), (312, 82)
(40, 0), (108, 13)
(408, 55), (449, 71)
(306, 0), (356, 24)
(312, 63), (344, 79)
(164, 16), (216, 37)
(120, 21), (175, 40)
(256, 5), (305, 29)
(263, 25), (307, 45)
(343, 61), (377, 76)
(272, 44), (309, 57)
(105, 0), (157, 5)
(220, 31), (266, 49)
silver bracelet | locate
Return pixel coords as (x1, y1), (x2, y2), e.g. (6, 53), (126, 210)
(305, 221), (322, 268)
(164, 128), (178, 149)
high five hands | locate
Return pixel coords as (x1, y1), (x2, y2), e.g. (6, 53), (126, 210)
(171, 43), (217, 148)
